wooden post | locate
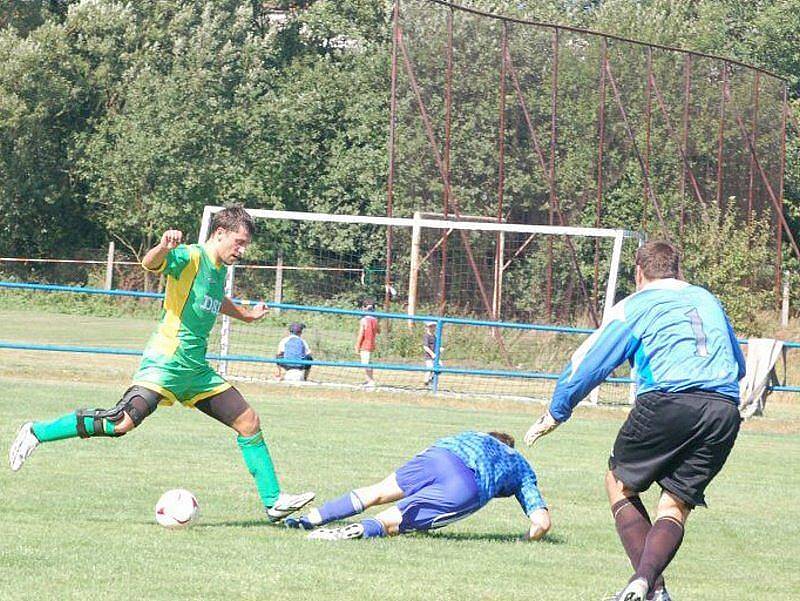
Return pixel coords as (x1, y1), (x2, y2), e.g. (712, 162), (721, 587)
(407, 211), (422, 326)
(104, 241), (114, 290)
(492, 231), (505, 320)
(782, 270), (790, 326)
(273, 250), (283, 315)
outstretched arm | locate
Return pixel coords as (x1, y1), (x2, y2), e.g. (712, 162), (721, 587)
(526, 308), (637, 445)
(221, 297), (268, 323)
(514, 460), (549, 540)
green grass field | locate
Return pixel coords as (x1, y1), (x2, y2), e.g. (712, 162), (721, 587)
(1, 311), (799, 600)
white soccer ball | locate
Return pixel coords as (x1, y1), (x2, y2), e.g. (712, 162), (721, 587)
(155, 489), (199, 529)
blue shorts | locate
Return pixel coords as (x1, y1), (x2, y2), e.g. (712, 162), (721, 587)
(394, 446), (482, 533)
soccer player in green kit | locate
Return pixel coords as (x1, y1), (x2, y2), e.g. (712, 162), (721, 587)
(8, 206), (314, 521)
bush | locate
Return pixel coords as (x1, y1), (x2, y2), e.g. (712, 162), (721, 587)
(680, 199), (773, 336)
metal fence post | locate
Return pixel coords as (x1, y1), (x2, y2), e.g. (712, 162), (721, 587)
(104, 241), (114, 290)
(782, 270), (790, 326)
(432, 318), (444, 394)
(385, 0), (399, 312)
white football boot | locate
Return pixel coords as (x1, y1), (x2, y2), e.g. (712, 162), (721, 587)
(616, 577), (649, 601)
(8, 422), (40, 472)
(650, 586), (672, 601)
(604, 584), (671, 601)
(307, 523), (365, 541)
(266, 491), (315, 522)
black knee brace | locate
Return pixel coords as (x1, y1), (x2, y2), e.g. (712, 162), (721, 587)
(75, 386), (161, 438)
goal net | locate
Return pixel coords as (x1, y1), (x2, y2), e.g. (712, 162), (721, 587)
(200, 206), (642, 403)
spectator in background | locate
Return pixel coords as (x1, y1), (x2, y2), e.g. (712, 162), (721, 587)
(423, 321), (437, 386)
(275, 323), (313, 382)
(355, 299), (380, 387)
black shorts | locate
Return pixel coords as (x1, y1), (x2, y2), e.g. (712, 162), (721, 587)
(609, 390), (741, 508)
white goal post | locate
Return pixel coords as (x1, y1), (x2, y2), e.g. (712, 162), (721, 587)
(199, 206), (644, 401)
(199, 205), (643, 322)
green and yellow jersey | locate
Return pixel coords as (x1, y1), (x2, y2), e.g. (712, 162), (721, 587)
(132, 244), (231, 406)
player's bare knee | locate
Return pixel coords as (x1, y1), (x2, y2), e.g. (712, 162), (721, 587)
(371, 473), (404, 505)
(605, 469), (638, 504)
(657, 490), (691, 523)
(233, 407), (261, 437)
(605, 469), (625, 501)
(114, 413), (136, 434)
(375, 506), (402, 536)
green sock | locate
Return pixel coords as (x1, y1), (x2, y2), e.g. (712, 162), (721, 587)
(32, 413), (80, 442)
(237, 431), (281, 507)
(31, 411), (116, 442)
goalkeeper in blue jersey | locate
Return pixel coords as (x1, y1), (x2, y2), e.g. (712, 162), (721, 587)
(525, 241), (745, 601)
(285, 430), (551, 541)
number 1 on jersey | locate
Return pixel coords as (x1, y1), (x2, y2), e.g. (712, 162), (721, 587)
(685, 308), (709, 357)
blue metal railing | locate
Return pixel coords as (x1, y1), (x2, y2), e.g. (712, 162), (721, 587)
(1, 280), (798, 394)
(0, 280), (603, 392)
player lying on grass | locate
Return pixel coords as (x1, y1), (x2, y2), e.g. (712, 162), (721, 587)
(285, 430), (550, 541)
(525, 241), (745, 601)
(8, 206), (313, 521)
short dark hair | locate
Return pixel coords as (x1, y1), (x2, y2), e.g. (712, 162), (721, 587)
(635, 240), (680, 280)
(208, 206), (255, 239)
(488, 431), (515, 448)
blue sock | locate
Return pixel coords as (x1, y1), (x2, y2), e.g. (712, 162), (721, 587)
(317, 492), (364, 525)
(361, 517), (386, 538)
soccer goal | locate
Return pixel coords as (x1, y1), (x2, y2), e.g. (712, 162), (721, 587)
(199, 206), (643, 401)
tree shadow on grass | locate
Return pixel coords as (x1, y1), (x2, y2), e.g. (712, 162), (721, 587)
(419, 531), (567, 545)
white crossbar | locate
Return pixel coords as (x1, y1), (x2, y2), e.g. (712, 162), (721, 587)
(198, 206), (642, 243)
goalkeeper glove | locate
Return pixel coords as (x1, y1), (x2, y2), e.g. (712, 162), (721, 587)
(524, 411), (560, 446)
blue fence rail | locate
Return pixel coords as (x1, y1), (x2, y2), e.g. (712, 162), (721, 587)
(1, 280), (799, 394)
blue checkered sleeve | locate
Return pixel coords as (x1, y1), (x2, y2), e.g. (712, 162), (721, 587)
(514, 458), (546, 515)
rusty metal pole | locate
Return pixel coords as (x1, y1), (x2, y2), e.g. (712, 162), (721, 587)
(747, 71), (761, 225)
(606, 59), (669, 237)
(547, 28), (559, 321)
(594, 37), (607, 314)
(716, 62), (728, 210)
(397, 31), (509, 331)
(776, 86), (788, 308)
(494, 21), (507, 321)
(643, 46), (653, 229)
(439, 6), (453, 314)
(385, 0), (400, 312)
(731, 100), (800, 263)
(680, 55), (692, 236)
(650, 71), (707, 207)
(505, 43), (599, 326)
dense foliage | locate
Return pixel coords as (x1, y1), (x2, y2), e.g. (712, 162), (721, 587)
(0, 0), (798, 331)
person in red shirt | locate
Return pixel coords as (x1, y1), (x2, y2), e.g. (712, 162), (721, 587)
(355, 299), (380, 387)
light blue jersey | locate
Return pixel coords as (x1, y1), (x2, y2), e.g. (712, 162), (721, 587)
(549, 278), (746, 423)
(433, 431), (546, 514)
